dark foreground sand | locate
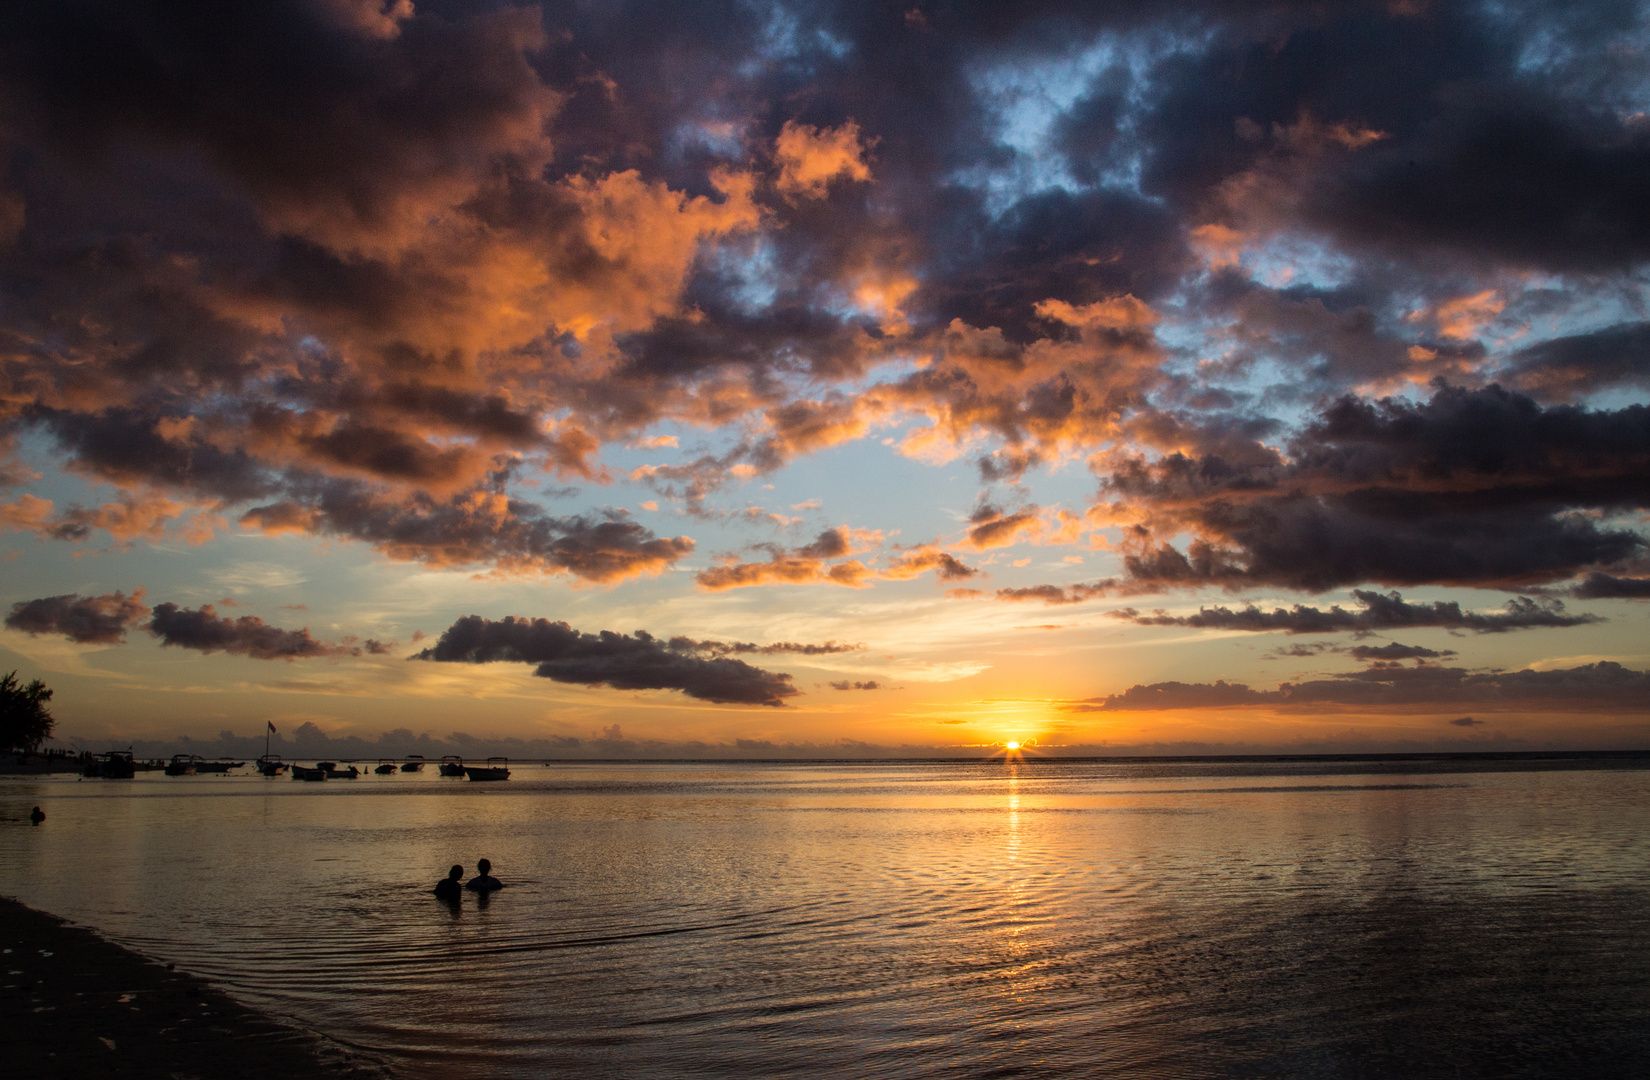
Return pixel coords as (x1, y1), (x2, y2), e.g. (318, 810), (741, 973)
(2, 896), (393, 1079)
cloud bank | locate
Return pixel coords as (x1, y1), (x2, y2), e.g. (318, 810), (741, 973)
(6, 590), (365, 659)
(414, 614), (801, 706)
(0, 1), (1641, 600)
(1086, 663), (1650, 713)
(1108, 590), (1602, 635)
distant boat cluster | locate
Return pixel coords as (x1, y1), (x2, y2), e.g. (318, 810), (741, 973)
(74, 751), (511, 782)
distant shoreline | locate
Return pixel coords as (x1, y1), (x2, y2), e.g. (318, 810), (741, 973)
(0, 896), (392, 1079)
(8, 748), (1650, 773)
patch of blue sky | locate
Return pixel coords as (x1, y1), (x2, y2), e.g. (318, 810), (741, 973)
(4, 426), (76, 496)
(1148, 297), (1219, 358)
(1507, 273), (1649, 340)
(739, 1), (851, 78)
(739, 434), (976, 542)
(953, 26), (1210, 215)
(669, 118), (747, 163)
(951, 40), (1119, 214)
(1236, 234), (1360, 293)
(707, 237), (782, 315)
(1502, 0), (1650, 108)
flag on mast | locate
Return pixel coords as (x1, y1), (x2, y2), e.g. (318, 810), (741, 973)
(267, 721), (278, 733)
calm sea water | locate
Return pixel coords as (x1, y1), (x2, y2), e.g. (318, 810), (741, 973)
(3, 756), (1649, 1078)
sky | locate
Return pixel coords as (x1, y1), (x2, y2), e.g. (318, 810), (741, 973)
(1, 0), (1648, 758)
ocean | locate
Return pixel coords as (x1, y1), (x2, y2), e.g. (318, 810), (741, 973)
(3, 755), (1649, 1078)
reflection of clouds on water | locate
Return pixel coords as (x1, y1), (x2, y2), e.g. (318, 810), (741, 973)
(0, 758), (1646, 1076)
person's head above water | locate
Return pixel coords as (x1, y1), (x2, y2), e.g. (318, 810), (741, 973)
(447, 865), (463, 880)
(477, 858), (492, 874)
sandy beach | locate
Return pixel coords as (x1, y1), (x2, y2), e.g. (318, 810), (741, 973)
(2, 896), (391, 1080)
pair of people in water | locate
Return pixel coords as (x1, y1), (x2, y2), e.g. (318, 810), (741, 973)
(433, 858), (503, 900)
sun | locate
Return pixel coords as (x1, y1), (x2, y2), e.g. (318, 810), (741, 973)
(1005, 741), (1021, 751)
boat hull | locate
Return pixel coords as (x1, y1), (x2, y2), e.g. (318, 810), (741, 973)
(291, 767), (327, 781)
(463, 767), (510, 781)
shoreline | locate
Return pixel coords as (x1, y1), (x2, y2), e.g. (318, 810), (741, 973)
(1, 895), (392, 1079)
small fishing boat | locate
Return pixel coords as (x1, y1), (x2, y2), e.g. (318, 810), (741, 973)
(164, 754), (201, 776)
(399, 755), (425, 773)
(254, 726), (285, 776)
(292, 764), (327, 781)
(194, 759), (245, 773)
(83, 751), (137, 779)
(464, 757), (510, 782)
(374, 759), (398, 775)
(438, 755), (465, 777)
(317, 761), (359, 779)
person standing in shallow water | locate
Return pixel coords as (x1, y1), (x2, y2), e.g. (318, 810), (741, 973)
(29, 806), (44, 825)
(434, 864), (463, 901)
(465, 858), (503, 891)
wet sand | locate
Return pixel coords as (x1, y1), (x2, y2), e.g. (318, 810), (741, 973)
(1, 896), (391, 1079)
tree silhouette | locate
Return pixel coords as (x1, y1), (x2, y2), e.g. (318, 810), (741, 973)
(0, 672), (55, 753)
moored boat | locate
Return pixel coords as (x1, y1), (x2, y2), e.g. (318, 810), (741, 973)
(292, 764), (327, 781)
(318, 761), (360, 779)
(255, 755), (288, 776)
(399, 755), (425, 772)
(82, 750), (137, 779)
(464, 756), (510, 782)
(438, 755), (465, 777)
(164, 754), (201, 776)
(374, 759), (398, 775)
(194, 759), (245, 773)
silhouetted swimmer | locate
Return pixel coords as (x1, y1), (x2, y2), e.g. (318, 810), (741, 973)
(434, 864), (463, 901)
(30, 806), (44, 825)
(465, 858), (503, 892)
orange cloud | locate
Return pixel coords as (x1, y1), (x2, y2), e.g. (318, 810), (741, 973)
(1413, 289), (1505, 341)
(879, 294), (1166, 465)
(961, 505), (1043, 550)
(696, 528), (973, 591)
(775, 120), (873, 200)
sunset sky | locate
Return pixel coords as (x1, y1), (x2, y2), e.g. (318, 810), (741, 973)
(1, 0), (1648, 756)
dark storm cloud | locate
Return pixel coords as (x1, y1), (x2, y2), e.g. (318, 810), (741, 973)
(1307, 98), (1650, 273)
(1140, 4), (1650, 272)
(1109, 590), (1600, 635)
(5, 590), (151, 644)
(1504, 322), (1650, 401)
(147, 602), (353, 660)
(0, 0), (559, 242)
(667, 637), (864, 657)
(414, 614), (797, 706)
(6, 589), (376, 658)
(1568, 572), (1650, 599)
(31, 408), (277, 504)
(1104, 385), (1650, 592)
(239, 481), (693, 582)
(1085, 662), (1650, 712)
